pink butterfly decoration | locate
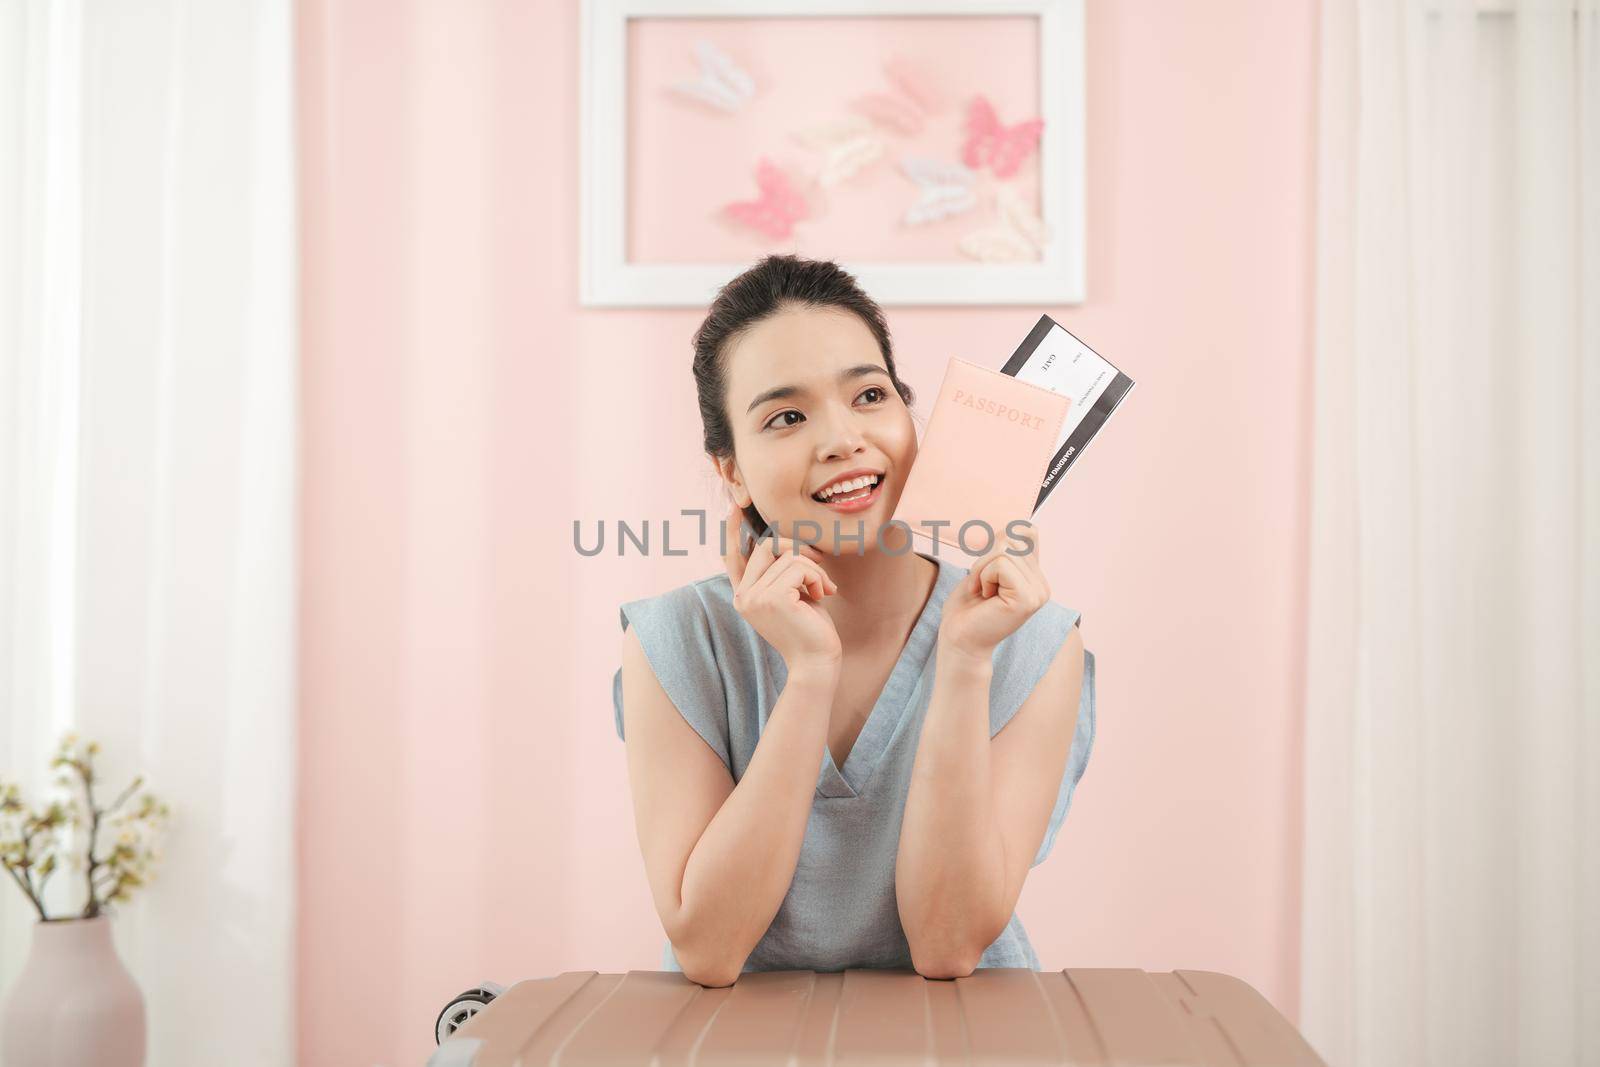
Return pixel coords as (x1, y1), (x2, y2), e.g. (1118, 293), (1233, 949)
(883, 56), (944, 113)
(850, 56), (945, 136)
(723, 157), (809, 240)
(961, 95), (1043, 179)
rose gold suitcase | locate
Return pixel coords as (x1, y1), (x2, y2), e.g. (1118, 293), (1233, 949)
(428, 968), (1327, 1066)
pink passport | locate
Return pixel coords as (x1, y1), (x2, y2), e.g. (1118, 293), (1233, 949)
(892, 357), (1071, 556)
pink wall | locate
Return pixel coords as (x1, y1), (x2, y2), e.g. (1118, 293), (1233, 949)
(297, 1), (1319, 1064)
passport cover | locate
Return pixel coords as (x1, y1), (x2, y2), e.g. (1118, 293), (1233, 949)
(891, 357), (1071, 556)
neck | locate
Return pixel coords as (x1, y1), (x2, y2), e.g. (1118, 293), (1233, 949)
(811, 528), (939, 648)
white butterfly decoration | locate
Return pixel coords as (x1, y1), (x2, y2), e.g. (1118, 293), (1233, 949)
(791, 116), (884, 188)
(897, 155), (979, 225)
(957, 184), (1052, 262)
(667, 40), (756, 114)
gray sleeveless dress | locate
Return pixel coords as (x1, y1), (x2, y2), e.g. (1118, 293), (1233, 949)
(610, 551), (1097, 974)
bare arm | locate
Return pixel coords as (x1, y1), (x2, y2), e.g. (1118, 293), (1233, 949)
(620, 626), (839, 986)
(895, 625), (1085, 976)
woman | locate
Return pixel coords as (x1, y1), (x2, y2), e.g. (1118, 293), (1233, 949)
(611, 254), (1096, 985)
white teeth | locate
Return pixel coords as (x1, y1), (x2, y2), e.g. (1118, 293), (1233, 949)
(815, 474), (880, 500)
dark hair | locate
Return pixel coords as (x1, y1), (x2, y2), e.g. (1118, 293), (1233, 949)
(692, 254), (916, 535)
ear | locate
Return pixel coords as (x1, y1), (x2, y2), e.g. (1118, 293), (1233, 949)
(708, 453), (751, 507)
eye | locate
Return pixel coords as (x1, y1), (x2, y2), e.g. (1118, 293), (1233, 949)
(760, 385), (889, 432)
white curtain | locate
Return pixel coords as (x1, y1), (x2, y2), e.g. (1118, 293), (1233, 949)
(1303, 1), (1599, 1066)
(0, 1), (297, 1064)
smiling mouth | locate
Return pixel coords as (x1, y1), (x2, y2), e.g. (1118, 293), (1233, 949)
(812, 474), (884, 505)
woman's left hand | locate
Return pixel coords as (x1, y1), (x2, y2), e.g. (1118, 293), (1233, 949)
(937, 523), (1051, 665)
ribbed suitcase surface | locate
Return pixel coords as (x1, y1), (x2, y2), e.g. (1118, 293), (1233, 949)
(429, 968), (1326, 1066)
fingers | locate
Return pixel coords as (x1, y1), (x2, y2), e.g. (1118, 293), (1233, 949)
(976, 554), (1018, 598)
(750, 553), (831, 603)
(723, 501), (830, 574)
(734, 549), (833, 611)
(968, 524), (1048, 605)
(748, 535), (836, 601)
(727, 515), (838, 605)
(753, 523), (832, 574)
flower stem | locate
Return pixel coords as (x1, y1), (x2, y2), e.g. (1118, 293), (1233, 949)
(2, 862), (46, 921)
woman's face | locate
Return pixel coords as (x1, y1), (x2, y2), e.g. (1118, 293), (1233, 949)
(713, 304), (917, 554)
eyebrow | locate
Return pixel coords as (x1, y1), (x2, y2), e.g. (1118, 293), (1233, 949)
(744, 364), (892, 415)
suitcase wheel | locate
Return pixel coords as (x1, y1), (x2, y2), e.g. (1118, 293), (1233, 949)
(435, 982), (506, 1045)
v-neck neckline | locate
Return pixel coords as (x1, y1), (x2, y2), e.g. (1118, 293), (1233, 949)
(766, 551), (959, 800)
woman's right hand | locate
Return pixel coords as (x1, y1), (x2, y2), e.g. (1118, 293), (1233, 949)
(722, 500), (842, 674)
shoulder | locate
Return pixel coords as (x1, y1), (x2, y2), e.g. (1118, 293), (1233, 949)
(978, 595), (1087, 735)
(618, 571), (740, 636)
(992, 597), (1082, 664)
(617, 572), (761, 689)
(614, 573), (748, 768)
(992, 598), (1083, 700)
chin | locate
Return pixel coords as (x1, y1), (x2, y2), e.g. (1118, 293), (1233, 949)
(808, 517), (888, 557)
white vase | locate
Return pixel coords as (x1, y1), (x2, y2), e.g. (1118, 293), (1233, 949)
(0, 915), (146, 1067)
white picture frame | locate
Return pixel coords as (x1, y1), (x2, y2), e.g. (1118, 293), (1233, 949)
(579, 0), (1086, 307)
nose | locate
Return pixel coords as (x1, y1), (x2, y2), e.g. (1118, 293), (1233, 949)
(812, 399), (867, 461)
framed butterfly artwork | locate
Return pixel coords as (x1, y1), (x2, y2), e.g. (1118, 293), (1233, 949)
(580, 0), (1085, 306)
